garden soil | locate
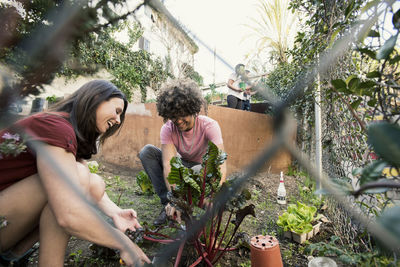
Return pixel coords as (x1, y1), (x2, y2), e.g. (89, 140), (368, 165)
(24, 160), (336, 267)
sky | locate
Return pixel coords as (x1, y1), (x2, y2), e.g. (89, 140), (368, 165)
(165, 0), (260, 85)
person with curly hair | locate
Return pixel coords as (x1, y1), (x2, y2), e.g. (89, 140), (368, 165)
(139, 79), (227, 225)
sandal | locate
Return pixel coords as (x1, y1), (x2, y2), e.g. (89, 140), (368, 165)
(0, 242), (38, 265)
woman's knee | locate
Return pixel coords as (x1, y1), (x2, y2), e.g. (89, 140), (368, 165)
(76, 162), (90, 193)
(88, 174), (105, 203)
(76, 162), (104, 202)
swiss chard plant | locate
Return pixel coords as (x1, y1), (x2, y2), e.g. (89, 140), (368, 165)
(137, 141), (255, 266)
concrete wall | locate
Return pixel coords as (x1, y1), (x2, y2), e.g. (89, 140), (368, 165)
(98, 103), (292, 175)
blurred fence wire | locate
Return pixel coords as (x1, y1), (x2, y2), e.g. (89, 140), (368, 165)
(1, 0), (399, 266)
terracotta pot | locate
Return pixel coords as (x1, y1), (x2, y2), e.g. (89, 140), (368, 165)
(250, 235), (283, 267)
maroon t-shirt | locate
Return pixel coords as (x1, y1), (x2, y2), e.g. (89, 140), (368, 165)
(0, 112), (78, 191)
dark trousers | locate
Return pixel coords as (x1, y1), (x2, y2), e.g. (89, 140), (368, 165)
(243, 100), (251, 111)
(138, 144), (200, 205)
(227, 95), (243, 109)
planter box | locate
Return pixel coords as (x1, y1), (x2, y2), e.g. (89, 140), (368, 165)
(284, 222), (322, 244)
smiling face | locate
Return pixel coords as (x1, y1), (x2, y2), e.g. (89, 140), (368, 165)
(95, 97), (125, 134)
(171, 115), (195, 132)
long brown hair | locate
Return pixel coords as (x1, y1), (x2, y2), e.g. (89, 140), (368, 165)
(50, 80), (128, 159)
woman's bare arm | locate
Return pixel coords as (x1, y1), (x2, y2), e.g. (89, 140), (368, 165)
(36, 144), (150, 265)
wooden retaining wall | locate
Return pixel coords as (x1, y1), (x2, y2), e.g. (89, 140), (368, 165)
(98, 103), (293, 175)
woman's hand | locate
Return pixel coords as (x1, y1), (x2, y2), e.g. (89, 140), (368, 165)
(120, 242), (151, 266)
(112, 209), (141, 232)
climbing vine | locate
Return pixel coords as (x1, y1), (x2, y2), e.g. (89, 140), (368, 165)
(61, 22), (173, 102)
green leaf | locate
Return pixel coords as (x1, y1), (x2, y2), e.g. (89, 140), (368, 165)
(392, 9), (400, 29)
(348, 77), (360, 92)
(328, 28), (341, 48)
(344, 0), (355, 21)
(182, 171), (201, 193)
(350, 98), (362, 109)
(366, 71), (380, 78)
(357, 48), (376, 59)
(331, 79), (347, 90)
(367, 30), (380, 37)
(167, 157), (185, 185)
(376, 33), (399, 60)
(389, 55), (400, 65)
(345, 75), (358, 85)
(368, 122), (400, 168)
(358, 81), (376, 89)
(136, 170), (154, 194)
(359, 160), (386, 185)
(367, 99), (377, 107)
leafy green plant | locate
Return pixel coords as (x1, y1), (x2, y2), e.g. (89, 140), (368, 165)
(87, 161), (99, 174)
(182, 63), (203, 86)
(306, 235), (395, 266)
(45, 95), (58, 104)
(136, 170), (154, 195)
(62, 22), (172, 102)
(277, 202), (321, 234)
(68, 249), (83, 265)
(138, 142), (255, 266)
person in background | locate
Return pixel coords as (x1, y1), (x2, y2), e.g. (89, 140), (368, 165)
(0, 80), (150, 266)
(242, 70), (256, 111)
(139, 79), (227, 225)
(227, 63), (251, 109)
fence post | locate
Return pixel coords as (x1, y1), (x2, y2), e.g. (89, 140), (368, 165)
(315, 57), (322, 193)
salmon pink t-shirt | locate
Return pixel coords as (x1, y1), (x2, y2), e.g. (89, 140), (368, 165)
(0, 112), (77, 191)
(160, 115), (223, 163)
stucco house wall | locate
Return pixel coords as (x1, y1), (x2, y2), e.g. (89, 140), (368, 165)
(98, 103), (292, 175)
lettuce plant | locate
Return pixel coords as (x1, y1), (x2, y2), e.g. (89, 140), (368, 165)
(277, 201), (321, 234)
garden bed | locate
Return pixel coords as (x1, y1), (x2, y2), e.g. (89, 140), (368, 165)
(25, 160), (334, 267)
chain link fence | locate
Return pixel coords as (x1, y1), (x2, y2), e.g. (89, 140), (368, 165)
(1, 0), (399, 265)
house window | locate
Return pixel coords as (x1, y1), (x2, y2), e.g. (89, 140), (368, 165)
(139, 37), (150, 52)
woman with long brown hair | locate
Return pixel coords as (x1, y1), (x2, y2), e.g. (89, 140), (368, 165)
(0, 80), (150, 266)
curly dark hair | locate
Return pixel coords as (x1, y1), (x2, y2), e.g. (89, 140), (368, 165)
(156, 79), (205, 121)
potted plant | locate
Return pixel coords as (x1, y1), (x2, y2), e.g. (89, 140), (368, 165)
(276, 202), (322, 244)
